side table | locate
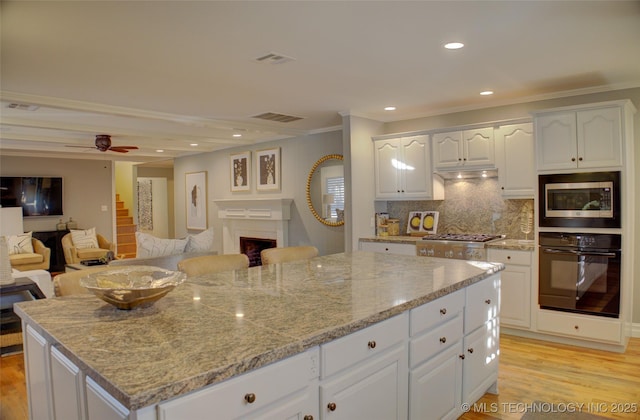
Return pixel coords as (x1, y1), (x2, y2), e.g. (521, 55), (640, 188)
(0, 278), (46, 354)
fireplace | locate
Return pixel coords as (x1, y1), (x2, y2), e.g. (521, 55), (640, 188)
(240, 237), (276, 266)
(213, 198), (293, 255)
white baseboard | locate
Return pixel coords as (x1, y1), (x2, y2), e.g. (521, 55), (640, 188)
(632, 322), (640, 338)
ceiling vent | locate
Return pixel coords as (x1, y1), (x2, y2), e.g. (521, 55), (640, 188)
(252, 112), (304, 123)
(254, 52), (296, 65)
(7, 103), (40, 111)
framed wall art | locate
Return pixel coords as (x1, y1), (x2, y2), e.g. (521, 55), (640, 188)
(230, 151), (250, 192)
(185, 171), (207, 230)
(256, 147), (280, 191)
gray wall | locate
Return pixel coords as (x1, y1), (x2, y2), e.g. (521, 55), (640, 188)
(174, 130), (345, 256)
(348, 87), (640, 325)
(0, 156), (114, 241)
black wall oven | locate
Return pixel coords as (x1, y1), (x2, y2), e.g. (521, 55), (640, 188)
(538, 232), (621, 318)
(538, 171), (620, 228)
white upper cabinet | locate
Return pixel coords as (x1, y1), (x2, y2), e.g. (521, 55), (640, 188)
(432, 127), (495, 170)
(535, 105), (623, 171)
(373, 134), (444, 200)
(494, 122), (535, 197)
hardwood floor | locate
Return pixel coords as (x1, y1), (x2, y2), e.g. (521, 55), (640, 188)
(1, 334), (638, 420)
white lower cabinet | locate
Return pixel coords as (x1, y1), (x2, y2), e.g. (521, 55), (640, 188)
(158, 348), (320, 420)
(359, 241), (416, 256)
(461, 318), (499, 404)
(487, 249), (532, 329)
(51, 347), (86, 420)
(86, 377), (130, 420)
(319, 314), (408, 420)
(24, 325), (53, 420)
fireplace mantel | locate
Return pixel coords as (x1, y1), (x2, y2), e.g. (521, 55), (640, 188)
(213, 198), (293, 221)
(213, 198), (293, 254)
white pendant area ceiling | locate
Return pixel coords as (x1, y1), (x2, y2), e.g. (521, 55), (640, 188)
(1, 1), (639, 162)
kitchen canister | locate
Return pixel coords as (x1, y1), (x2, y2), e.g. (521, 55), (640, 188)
(387, 219), (400, 236)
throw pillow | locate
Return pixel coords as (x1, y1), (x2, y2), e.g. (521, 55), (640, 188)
(185, 227), (214, 253)
(6, 232), (34, 255)
(136, 232), (187, 258)
(71, 227), (99, 249)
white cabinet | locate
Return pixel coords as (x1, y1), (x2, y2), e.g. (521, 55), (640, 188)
(373, 134), (443, 200)
(24, 325), (53, 420)
(320, 314), (408, 420)
(359, 240), (416, 256)
(536, 309), (622, 344)
(51, 347), (86, 420)
(494, 123), (535, 197)
(409, 290), (464, 420)
(86, 377), (130, 420)
(159, 348), (319, 420)
(488, 249), (532, 329)
(535, 105), (623, 171)
(462, 276), (500, 405)
(432, 127), (495, 170)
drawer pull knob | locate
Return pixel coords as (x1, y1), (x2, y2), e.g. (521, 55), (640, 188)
(574, 325), (579, 330)
(571, 157), (576, 162)
(368, 340), (377, 349)
(507, 255), (511, 260)
(244, 393), (256, 404)
(328, 402), (337, 411)
(459, 354), (465, 360)
(304, 416), (314, 420)
(439, 336), (447, 344)
(440, 308), (447, 315)
(468, 347), (474, 354)
(485, 299), (491, 304)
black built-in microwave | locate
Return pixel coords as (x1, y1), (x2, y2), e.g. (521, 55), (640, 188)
(538, 171), (621, 228)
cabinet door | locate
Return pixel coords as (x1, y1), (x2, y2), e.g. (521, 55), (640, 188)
(320, 344), (408, 420)
(24, 325), (54, 420)
(86, 377), (129, 420)
(499, 264), (531, 329)
(51, 347), (86, 420)
(240, 384), (319, 420)
(535, 112), (577, 170)
(462, 127), (494, 167)
(462, 319), (499, 405)
(374, 139), (401, 199)
(400, 135), (431, 198)
(464, 275), (500, 334)
(409, 342), (463, 420)
(495, 123), (534, 197)
(433, 131), (463, 169)
(577, 107), (622, 168)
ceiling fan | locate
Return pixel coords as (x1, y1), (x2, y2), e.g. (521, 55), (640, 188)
(66, 135), (139, 153)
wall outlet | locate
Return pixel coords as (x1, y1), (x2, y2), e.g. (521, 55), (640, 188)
(101, 205), (108, 212)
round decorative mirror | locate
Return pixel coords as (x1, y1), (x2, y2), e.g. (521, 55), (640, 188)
(306, 154), (344, 227)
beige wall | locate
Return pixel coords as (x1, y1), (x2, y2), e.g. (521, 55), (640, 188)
(174, 130), (345, 256)
(349, 87), (640, 325)
(0, 156), (115, 241)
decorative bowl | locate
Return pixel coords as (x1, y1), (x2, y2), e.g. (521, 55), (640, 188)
(79, 266), (186, 310)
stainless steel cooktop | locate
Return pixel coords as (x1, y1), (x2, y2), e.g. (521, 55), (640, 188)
(417, 233), (504, 260)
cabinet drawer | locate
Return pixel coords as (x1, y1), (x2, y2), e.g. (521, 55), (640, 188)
(158, 348), (319, 420)
(410, 315), (463, 368)
(537, 310), (622, 344)
(410, 290), (464, 336)
(359, 241), (416, 256)
(321, 313), (408, 378)
(465, 275), (500, 334)
(487, 249), (531, 266)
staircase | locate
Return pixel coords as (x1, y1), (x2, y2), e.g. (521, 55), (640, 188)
(116, 194), (137, 259)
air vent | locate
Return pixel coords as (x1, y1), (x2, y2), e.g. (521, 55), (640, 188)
(7, 103), (39, 111)
(254, 52), (296, 65)
(252, 112), (304, 123)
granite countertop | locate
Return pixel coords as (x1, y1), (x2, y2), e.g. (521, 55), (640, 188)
(15, 251), (504, 411)
(359, 235), (424, 244)
(485, 239), (535, 251)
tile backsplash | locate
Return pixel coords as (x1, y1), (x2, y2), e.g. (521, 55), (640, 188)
(386, 178), (534, 240)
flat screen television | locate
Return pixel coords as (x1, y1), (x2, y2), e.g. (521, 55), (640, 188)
(0, 176), (63, 217)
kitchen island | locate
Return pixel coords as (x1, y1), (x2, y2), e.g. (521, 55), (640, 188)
(16, 251), (503, 420)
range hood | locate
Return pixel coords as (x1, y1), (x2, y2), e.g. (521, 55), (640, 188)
(434, 169), (498, 180)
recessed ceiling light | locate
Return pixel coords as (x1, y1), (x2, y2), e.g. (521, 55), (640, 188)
(480, 91), (494, 96)
(156, 149), (164, 153)
(384, 106), (396, 111)
(233, 133), (242, 138)
(190, 143), (198, 147)
(444, 42), (464, 50)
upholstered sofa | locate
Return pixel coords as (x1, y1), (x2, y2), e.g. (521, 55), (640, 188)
(9, 237), (51, 271)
